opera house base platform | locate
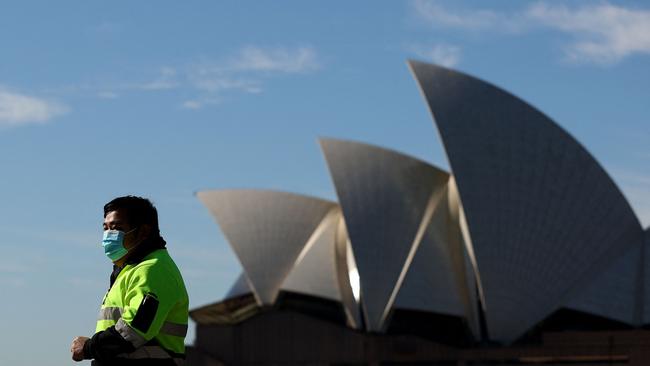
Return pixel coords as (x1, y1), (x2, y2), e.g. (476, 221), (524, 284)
(186, 294), (650, 366)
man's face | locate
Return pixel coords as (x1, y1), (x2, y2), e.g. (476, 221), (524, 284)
(103, 210), (140, 250)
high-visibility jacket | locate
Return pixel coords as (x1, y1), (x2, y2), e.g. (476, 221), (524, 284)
(95, 248), (189, 364)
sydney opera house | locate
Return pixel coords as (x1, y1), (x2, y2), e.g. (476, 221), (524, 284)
(186, 61), (650, 365)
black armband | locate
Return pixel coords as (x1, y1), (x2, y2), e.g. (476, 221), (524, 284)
(131, 293), (159, 333)
(83, 326), (136, 361)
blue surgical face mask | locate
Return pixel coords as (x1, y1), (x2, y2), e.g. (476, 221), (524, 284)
(102, 228), (136, 262)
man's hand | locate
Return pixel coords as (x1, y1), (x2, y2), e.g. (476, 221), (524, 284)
(70, 336), (89, 362)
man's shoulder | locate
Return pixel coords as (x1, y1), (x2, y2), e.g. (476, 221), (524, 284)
(129, 249), (186, 288)
(132, 249), (176, 272)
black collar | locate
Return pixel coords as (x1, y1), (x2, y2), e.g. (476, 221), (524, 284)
(108, 236), (167, 287)
(125, 236), (167, 265)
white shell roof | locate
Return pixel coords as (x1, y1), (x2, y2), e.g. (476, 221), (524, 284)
(409, 60), (644, 342)
(281, 208), (343, 302)
(320, 138), (451, 332)
(197, 190), (337, 305)
(394, 184), (480, 338)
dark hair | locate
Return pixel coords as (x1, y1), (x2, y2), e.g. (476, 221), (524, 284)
(104, 196), (161, 238)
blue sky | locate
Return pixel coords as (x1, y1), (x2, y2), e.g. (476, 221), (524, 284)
(0, 1), (648, 365)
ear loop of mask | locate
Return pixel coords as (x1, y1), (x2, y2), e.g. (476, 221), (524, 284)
(123, 226), (147, 253)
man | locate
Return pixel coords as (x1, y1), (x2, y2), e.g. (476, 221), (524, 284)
(71, 196), (189, 365)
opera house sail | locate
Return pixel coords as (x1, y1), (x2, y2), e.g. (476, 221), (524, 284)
(409, 60), (644, 342)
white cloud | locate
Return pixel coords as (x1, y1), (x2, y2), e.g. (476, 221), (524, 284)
(181, 46), (319, 109)
(180, 97), (222, 110)
(411, 0), (523, 32)
(411, 1), (650, 64)
(97, 91), (118, 99)
(0, 89), (68, 126)
(60, 67), (179, 101)
(188, 46), (319, 90)
(526, 2), (650, 64)
(129, 66), (179, 91)
(410, 43), (461, 67)
(233, 46), (320, 73)
(47, 46), (320, 110)
(189, 74), (262, 94)
(182, 100), (202, 110)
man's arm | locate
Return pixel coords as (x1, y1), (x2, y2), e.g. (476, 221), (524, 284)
(71, 336), (88, 361)
(71, 328), (134, 362)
